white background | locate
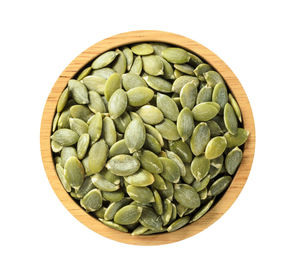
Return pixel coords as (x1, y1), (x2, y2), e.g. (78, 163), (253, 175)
(1, 0), (299, 275)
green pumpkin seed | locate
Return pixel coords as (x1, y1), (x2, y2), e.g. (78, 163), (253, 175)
(57, 88), (69, 112)
(155, 119), (180, 141)
(109, 139), (130, 157)
(122, 73), (147, 90)
(224, 103), (238, 135)
(106, 154), (140, 176)
(123, 47), (134, 71)
(108, 88), (127, 119)
(174, 184), (200, 209)
(174, 69), (183, 78)
(127, 185), (155, 204)
(101, 117), (117, 147)
(177, 107), (194, 142)
(188, 52), (203, 67)
(129, 56), (143, 75)
(152, 189), (163, 215)
(224, 128), (249, 148)
(102, 190), (124, 202)
(144, 124), (164, 147)
(51, 129), (79, 146)
(94, 206), (107, 219)
(162, 47), (190, 64)
(174, 63), (195, 75)
(131, 43), (154, 55)
(180, 82), (197, 109)
(156, 93), (179, 121)
(212, 82), (228, 110)
(151, 43), (168, 56)
(205, 136), (227, 159)
(137, 105), (164, 125)
(169, 203), (177, 224)
(88, 91), (107, 113)
(199, 188), (208, 200)
(191, 155), (210, 181)
(159, 180), (174, 200)
(52, 112), (60, 132)
(204, 71), (224, 87)
(64, 156), (84, 189)
(124, 118), (146, 153)
(82, 75), (106, 94)
(127, 86), (154, 107)
(70, 105), (93, 122)
(142, 55), (164, 76)
(207, 120), (223, 137)
(165, 150), (186, 177)
(124, 169), (154, 187)
(209, 155), (224, 179)
(113, 205), (142, 225)
(159, 157), (181, 183)
(104, 73), (121, 101)
(135, 150), (163, 174)
(169, 140), (193, 163)
(68, 79), (89, 105)
(152, 174), (167, 190)
(143, 75), (172, 93)
(99, 219), (128, 232)
(139, 207), (163, 230)
(190, 198), (214, 223)
(225, 147), (242, 175)
(82, 157), (93, 176)
(51, 140), (63, 153)
(61, 146), (77, 167)
(100, 167), (121, 185)
(172, 76), (199, 93)
(77, 66), (92, 81)
(113, 111), (131, 133)
(88, 139), (108, 174)
(208, 175), (232, 196)
(55, 163), (71, 192)
(76, 177), (95, 199)
(167, 216), (190, 232)
(192, 102), (220, 121)
(92, 51), (118, 69)
(176, 204), (188, 217)
(161, 198), (172, 226)
(131, 225), (148, 236)
(212, 115), (227, 133)
(190, 122), (210, 156)
(229, 93), (242, 123)
(91, 174), (120, 192)
(112, 49), (127, 74)
(104, 198), (132, 220)
(193, 63), (212, 77)
(160, 57), (175, 79)
(197, 86), (213, 104)
(80, 189), (102, 212)
(69, 118), (88, 136)
(88, 112), (102, 143)
(192, 174), (210, 192)
(92, 67), (115, 79)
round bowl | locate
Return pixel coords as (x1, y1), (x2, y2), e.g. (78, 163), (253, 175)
(40, 30), (255, 245)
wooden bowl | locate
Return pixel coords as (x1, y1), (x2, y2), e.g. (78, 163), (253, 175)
(40, 30), (255, 245)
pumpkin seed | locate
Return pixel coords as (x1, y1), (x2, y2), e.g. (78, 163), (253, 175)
(124, 169), (154, 187)
(64, 156), (85, 189)
(225, 146), (242, 175)
(224, 103), (238, 135)
(167, 216), (190, 232)
(94, 206), (107, 219)
(197, 86), (213, 104)
(113, 111), (131, 133)
(152, 174), (167, 190)
(192, 174), (211, 192)
(52, 112), (60, 132)
(88, 139), (108, 174)
(162, 198), (173, 226)
(137, 105), (164, 125)
(135, 150), (163, 174)
(156, 93), (179, 121)
(88, 91), (107, 113)
(91, 174), (119, 192)
(162, 47), (190, 64)
(177, 107), (194, 142)
(61, 146), (77, 167)
(100, 167), (121, 185)
(155, 119), (180, 141)
(142, 55), (164, 76)
(174, 63), (195, 75)
(144, 124), (164, 147)
(104, 73), (121, 101)
(112, 49), (126, 74)
(109, 139), (130, 157)
(58, 109), (70, 129)
(92, 51), (118, 69)
(127, 86), (154, 107)
(51, 129), (79, 146)
(76, 177), (95, 199)
(174, 184), (200, 209)
(204, 71), (224, 87)
(160, 57), (175, 79)
(92, 67), (115, 79)
(144, 134), (162, 154)
(188, 52), (203, 67)
(124, 118), (146, 153)
(114, 205), (142, 225)
(104, 198), (132, 220)
(159, 180), (174, 200)
(131, 43), (154, 55)
(129, 56), (143, 75)
(205, 136), (227, 159)
(123, 47), (134, 71)
(131, 225), (148, 236)
(172, 76), (199, 93)
(209, 155), (224, 179)
(229, 93), (242, 123)
(224, 128), (249, 148)
(152, 189), (163, 215)
(55, 163), (71, 192)
(70, 105), (93, 122)
(122, 73), (147, 90)
(57, 88), (69, 113)
(199, 188), (208, 200)
(169, 140), (193, 163)
(51, 140), (63, 153)
(170, 203), (177, 224)
(152, 43), (168, 56)
(212, 82), (228, 110)
(69, 118), (88, 136)
(208, 175), (232, 196)
(88, 112), (102, 143)
(68, 79), (89, 104)
(139, 207), (163, 230)
(165, 150), (186, 177)
(127, 185), (155, 204)
(192, 102), (220, 121)
(180, 82), (197, 109)
(106, 154), (140, 176)
(174, 69), (183, 78)
(82, 75), (106, 94)
(190, 122), (210, 156)
(80, 189), (102, 212)
(108, 88), (127, 119)
(99, 219), (128, 232)
(143, 75), (172, 93)
(191, 155), (210, 181)
(194, 63), (212, 77)
(207, 120), (223, 137)
(159, 157), (181, 183)
(190, 198), (214, 223)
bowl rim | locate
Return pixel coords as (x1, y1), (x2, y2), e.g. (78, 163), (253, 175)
(40, 30), (255, 245)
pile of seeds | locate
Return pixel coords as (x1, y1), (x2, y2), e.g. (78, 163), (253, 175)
(51, 42), (249, 234)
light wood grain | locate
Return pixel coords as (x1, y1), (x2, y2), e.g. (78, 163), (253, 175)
(40, 30), (255, 245)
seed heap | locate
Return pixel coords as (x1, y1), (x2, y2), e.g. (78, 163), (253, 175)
(51, 42), (249, 234)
